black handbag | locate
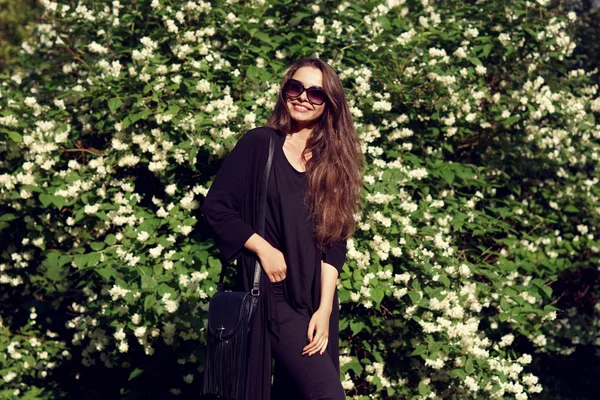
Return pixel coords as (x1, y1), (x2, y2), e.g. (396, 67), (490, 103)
(202, 129), (275, 400)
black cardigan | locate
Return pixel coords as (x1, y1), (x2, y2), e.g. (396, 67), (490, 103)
(202, 126), (347, 399)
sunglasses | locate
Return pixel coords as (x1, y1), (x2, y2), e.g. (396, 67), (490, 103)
(282, 78), (328, 106)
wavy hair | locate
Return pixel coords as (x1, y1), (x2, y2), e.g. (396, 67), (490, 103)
(265, 58), (364, 251)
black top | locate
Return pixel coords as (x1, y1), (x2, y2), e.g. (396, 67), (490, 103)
(265, 138), (321, 323)
(202, 127), (347, 400)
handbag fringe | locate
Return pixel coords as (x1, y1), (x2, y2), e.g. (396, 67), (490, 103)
(203, 306), (249, 400)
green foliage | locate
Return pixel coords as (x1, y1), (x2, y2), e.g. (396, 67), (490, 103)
(0, 0), (599, 399)
(0, 0), (39, 70)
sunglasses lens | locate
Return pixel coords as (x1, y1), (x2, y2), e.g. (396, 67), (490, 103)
(307, 88), (326, 105)
(284, 80), (303, 97)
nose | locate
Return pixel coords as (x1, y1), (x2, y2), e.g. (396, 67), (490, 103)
(298, 90), (309, 103)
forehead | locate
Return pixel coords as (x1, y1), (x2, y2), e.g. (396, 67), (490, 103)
(291, 66), (323, 88)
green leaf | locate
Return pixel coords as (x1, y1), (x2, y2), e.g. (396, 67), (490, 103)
(371, 288), (384, 305)
(144, 294), (156, 311)
(90, 242), (105, 251)
(468, 57), (483, 66)
(39, 193), (54, 207)
(465, 357), (474, 374)
(482, 43), (493, 57)
(141, 275), (157, 289)
(254, 31), (272, 46)
(247, 65), (258, 78)
(350, 320), (364, 336)
(7, 131), (23, 142)
(418, 380), (429, 396)
(0, 213), (18, 221)
(441, 168), (455, 185)
(47, 263), (66, 281)
(411, 344), (427, 357)
(128, 367), (144, 381)
(108, 98), (122, 113)
(96, 266), (115, 281)
(73, 254), (90, 268)
(564, 204), (579, 213)
(105, 234), (117, 246)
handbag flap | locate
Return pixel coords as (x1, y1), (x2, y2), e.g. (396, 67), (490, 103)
(207, 290), (250, 339)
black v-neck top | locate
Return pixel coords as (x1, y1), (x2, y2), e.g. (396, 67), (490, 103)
(265, 141), (321, 319)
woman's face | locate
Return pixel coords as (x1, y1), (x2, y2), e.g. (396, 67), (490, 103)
(285, 66), (326, 128)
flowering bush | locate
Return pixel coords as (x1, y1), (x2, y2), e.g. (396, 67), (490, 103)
(1, 0), (599, 398)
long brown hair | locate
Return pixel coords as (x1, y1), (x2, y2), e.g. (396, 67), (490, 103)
(265, 58), (364, 251)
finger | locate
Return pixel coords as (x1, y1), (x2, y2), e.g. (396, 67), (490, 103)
(310, 335), (327, 356)
(303, 331), (323, 354)
(303, 338), (317, 354)
(306, 321), (316, 343)
(319, 338), (329, 355)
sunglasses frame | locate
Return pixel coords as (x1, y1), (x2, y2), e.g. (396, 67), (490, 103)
(282, 78), (328, 106)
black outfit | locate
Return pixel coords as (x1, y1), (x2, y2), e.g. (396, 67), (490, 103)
(202, 127), (347, 400)
(266, 137), (345, 399)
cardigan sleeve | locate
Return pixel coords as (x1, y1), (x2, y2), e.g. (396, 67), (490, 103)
(322, 239), (347, 274)
(202, 134), (256, 263)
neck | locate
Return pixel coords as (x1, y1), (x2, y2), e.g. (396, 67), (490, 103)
(290, 121), (315, 142)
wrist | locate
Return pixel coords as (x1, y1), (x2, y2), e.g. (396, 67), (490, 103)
(255, 240), (273, 259)
(318, 304), (332, 315)
(245, 233), (273, 259)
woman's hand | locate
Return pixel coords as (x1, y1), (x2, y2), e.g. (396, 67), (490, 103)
(244, 234), (287, 283)
(257, 245), (288, 283)
(302, 307), (331, 356)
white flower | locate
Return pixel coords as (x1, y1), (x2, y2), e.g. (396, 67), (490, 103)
(532, 334), (547, 347)
(3, 371), (17, 382)
(149, 244), (164, 258)
(88, 41), (109, 54)
(499, 334), (514, 347)
(373, 100), (392, 112)
(425, 358), (445, 369)
(137, 231), (150, 243)
(114, 328), (126, 341)
(118, 341), (129, 353)
(131, 314), (141, 325)
(459, 264), (472, 278)
(517, 353), (532, 365)
(226, 13), (239, 23)
(464, 28), (479, 38)
(134, 326), (147, 338)
(84, 204), (100, 214)
(499, 33), (511, 46)
(196, 79), (211, 93)
(464, 376), (479, 392)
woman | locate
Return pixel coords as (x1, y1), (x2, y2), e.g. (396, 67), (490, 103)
(202, 57), (363, 400)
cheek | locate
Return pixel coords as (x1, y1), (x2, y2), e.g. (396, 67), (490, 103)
(314, 106), (326, 118)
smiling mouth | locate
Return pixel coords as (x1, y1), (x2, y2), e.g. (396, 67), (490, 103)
(292, 103), (312, 112)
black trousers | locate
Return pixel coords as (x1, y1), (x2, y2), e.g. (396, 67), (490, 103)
(269, 281), (345, 400)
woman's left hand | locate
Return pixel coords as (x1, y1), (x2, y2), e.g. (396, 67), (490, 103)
(302, 307), (331, 356)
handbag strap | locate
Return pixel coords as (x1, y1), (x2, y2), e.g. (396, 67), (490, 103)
(217, 129), (275, 295)
(252, 129), (274, 296)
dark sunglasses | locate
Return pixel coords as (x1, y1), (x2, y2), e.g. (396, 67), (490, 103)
(282, 78), (328, 106)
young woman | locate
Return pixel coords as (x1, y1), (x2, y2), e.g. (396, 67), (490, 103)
(203, 57), (363, 400)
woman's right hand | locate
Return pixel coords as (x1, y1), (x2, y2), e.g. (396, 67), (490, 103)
(258, 246), (288, 283)
(244, 233), (287, 282)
